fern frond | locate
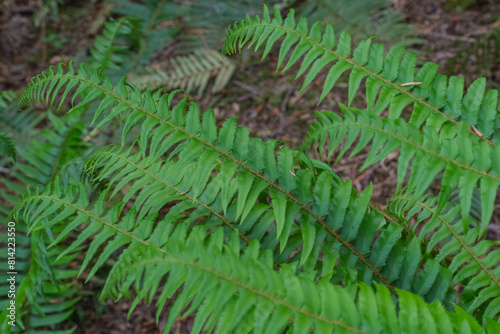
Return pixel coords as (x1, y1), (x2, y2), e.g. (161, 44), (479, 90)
(11, 183), (494, 333)
(129, 49), (235, 95)
(305, 105), (500, 235)
(388, 190), (500, 322)
(111, 0), (182, 72)
(0, 109), (88, 333)
(104, 227), (498, 334)
(222, 6), (500, 143)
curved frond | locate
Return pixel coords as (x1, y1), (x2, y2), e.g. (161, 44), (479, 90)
(222, 6), (500, 143)
(89, 16), (135, 75)
(305, 105), (500, 235)
(388, 190), (500, 322)
(12, 183), (496, 333)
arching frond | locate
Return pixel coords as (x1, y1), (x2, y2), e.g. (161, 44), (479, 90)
(222, 6), (500, 143)
(0, 132), (16, 161)
(104, 226), (498, 334)
(89, 16), (135, 76)
(11, 4), (500, 331)
(305, 105), (500, 235)
(12, 181), (497, 333)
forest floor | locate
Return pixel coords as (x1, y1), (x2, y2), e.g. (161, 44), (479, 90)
(2, 0), (500, 332)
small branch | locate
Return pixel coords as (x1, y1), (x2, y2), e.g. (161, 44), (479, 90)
(232, 80), (259, 95)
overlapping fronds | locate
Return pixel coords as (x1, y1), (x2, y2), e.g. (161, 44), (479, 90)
(89, 16), (135, 76)
(286, 0), (421, 46)
(222, 6), (500, 143)
(11, 4), (500, 331)
(388, 190), (500, 322)
(0, 110), (87, 333)
(129, 49), (235, 95)
(12, 184), (499, 333)
(111, 0), (182, 72)
(104, 227), (499, 334)
(304, 105), (500, 236)
(85, 136), (457, 305)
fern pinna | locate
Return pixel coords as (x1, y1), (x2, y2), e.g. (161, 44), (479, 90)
(8, 4), (500, 333)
